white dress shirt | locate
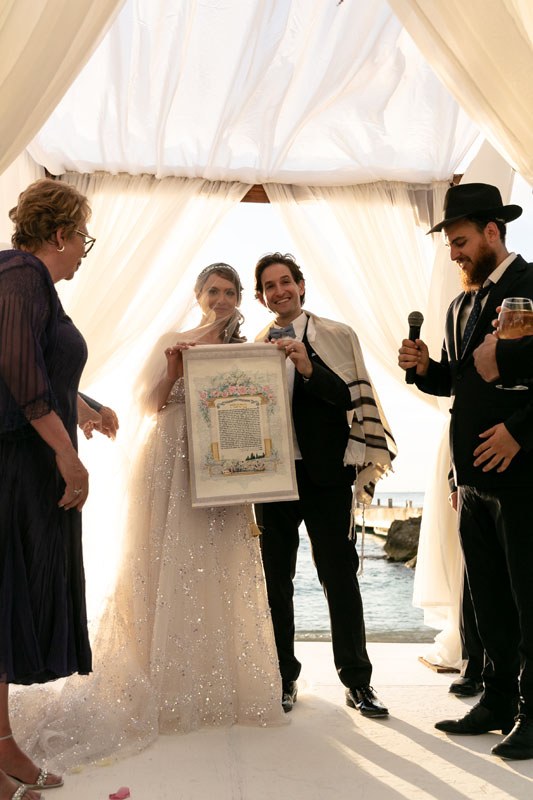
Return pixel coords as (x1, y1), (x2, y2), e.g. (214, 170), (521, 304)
(271, 311), (308, 460)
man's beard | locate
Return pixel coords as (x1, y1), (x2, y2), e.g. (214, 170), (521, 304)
(458, 243), (498, 291)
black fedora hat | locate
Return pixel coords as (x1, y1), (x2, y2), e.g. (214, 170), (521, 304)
(428, 182), (522, 234)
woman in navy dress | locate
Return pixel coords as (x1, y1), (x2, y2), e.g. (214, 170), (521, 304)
(0, 179), (95, 800)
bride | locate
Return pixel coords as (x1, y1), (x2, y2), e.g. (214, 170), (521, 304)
(13, 263), (284, 772)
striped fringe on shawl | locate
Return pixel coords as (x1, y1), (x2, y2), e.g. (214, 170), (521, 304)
(346, 375), (397, 504)
(302, 312), (397, 507)
(256, 311), (398, 551)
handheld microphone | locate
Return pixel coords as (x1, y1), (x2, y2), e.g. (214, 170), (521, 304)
(405, 311), (424, 385)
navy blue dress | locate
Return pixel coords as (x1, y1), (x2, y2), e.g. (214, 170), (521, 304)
(0, 250), (92, 685)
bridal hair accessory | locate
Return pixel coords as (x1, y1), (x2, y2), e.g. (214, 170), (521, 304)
(197, 262), (241, 282)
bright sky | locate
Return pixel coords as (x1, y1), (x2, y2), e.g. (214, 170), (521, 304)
(181, 172), (533, 493)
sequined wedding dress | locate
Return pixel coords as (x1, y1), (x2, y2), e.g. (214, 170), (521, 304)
(12, 377), (284, 771)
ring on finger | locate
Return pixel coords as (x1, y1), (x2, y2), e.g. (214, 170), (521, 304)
(73, 488), (82, 496)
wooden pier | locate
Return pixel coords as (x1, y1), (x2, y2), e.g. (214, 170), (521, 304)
(354, 501), (422, 532)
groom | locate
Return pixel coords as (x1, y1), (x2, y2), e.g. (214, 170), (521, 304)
(254, 252), (395, 716)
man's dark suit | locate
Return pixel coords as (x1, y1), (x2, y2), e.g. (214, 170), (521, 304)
(255, 325), (372, 688)
(416, 255), (533, 716)
(497, 337), (533, 385)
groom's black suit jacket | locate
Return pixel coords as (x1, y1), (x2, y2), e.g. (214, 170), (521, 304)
(257, 320), (371, 686)
(290, 331), (355, 488)
(415, 255), (533, 489)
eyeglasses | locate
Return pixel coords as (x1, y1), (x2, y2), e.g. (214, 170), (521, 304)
(75, 229), (96, 256)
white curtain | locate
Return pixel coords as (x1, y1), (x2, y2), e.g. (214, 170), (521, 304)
(59, 173), (250, 389)
(0, 0), (125, 175)
(0, 151), (44, 245)
(54, 173), (249, 614)
(27, 0), (478, 183)
(388, 0), (533, 185)
(264, 181), (446, 400)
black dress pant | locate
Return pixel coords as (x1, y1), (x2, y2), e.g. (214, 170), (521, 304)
(458, 485), (533, 715)
(460, 567), (485, 680)
(256, 460), (372, 688)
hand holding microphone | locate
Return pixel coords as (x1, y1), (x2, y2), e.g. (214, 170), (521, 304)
(398, 311), (429, 382)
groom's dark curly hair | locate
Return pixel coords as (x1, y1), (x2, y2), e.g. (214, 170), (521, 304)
(254, 252), (306, 305)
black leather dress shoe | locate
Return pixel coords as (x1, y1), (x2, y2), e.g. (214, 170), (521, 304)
(345, 685), (389, 717)
(282, 680), (298, 713)
(448, 676), (483, 696)
(435, 702), (514, 735)
(492, 715), (533, 759)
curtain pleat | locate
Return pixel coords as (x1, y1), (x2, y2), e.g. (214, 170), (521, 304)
(389, 0), (533, 185)
(0, 0), (126, 175)
(26, 0), (478, 183)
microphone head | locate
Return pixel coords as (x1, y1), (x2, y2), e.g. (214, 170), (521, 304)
(408, 311), (424, 327)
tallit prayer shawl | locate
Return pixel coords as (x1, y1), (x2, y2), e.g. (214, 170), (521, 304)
(257, 312), (397, 505)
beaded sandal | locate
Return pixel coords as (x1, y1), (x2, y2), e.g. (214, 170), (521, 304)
(11, 786), (33, 800)
(0, 734), (63, 791)
(10, 768), (62, 791)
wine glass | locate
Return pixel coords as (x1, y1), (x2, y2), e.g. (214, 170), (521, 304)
(496, 297), (533, 390)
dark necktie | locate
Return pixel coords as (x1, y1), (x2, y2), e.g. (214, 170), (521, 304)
(269, 323), (296, 340)
(461, 284), (491, 355)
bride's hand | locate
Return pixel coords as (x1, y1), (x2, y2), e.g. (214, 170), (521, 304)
(165, 342), (196, 381)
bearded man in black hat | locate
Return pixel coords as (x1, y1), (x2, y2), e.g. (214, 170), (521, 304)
(398, 182), (533, 760)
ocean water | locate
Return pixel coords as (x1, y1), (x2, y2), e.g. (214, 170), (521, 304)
(294, 492), (436, 643)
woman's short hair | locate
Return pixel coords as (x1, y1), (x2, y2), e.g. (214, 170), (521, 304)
(254, 252), (305, 304)
(9, 178), (91, 252)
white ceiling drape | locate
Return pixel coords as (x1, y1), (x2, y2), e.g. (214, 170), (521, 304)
(388, 0), (533, 185)
(27, 0), (478, 184)
(58, 173), (250, 389)
(0, 152), (44, 244)
(264, 180), (446, 395)
(0, 0), (126, 176)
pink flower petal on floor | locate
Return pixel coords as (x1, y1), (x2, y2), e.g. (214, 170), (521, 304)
(109, 788), (131, 799)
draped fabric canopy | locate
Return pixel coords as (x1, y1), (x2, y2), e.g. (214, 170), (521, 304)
(263, 180), (447, 384)
(389, 0), (533, 186)
(0, 0), (125, 176)
(26, 0), (478, 184)
(58, 173), (249, 388)
(3, 0), (532, 666)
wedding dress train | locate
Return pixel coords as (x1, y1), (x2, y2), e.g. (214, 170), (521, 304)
(12, 377), (284, 771)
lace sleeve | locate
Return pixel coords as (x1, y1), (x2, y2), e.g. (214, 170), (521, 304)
(0, 254), (59, 434)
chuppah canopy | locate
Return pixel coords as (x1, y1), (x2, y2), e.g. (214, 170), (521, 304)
(4, 0), (531, 669)
(26, 0), (478, 184)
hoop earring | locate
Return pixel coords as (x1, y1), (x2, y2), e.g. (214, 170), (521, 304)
(56, 245), (65, 252)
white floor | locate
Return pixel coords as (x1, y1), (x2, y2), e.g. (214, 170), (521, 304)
(48, 643), (532, 800)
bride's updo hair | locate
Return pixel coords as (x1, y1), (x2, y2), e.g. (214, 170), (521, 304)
(194, 262), (246, 342)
